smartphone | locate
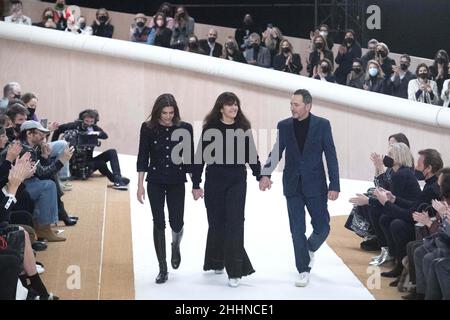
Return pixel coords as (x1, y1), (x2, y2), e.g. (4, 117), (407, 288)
(40, 118), (48, 129)
(33, 159), (40, 168)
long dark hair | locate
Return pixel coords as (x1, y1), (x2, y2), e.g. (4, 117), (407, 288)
(203, 92), (251, 130)
(146, 93), (181, 129)
(388, 133), (410, 148)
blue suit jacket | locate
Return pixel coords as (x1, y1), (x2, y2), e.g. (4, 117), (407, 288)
(263, 114), (340, 197)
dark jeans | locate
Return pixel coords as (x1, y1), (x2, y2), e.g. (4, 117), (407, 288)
(407, 240), (423, 284)
(147, 182), (185, 232)
(0, 249), (20, 300)
(379, 215), (415, 259)
(415, 245), (440, 294)
(433, 258), (450, 300)
(203, 167), (254, 279)
(88, 149), (121, 182)
(285, 181), (330, 273)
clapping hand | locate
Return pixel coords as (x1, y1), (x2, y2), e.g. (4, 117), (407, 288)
(5, 141), (22, 162)
(349, 193), (369, 206)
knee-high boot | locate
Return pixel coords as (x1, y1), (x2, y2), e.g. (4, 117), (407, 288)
(171, 228), (183, 269)
(153, 226), (168, 284)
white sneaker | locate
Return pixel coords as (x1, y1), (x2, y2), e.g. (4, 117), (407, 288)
(308, 251), (315, 269)
(295, 272), (310, 287)
(214, 269), (224, 274)
(228, 278), (240, 288)
(36, 264), (45, 274)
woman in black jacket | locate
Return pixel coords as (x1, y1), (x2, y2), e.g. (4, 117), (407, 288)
(137, 94), (193, 284)
(273, 39), (302, 74)
(147, 12), (173, 48)
(307, 34), (334, 77)
(364, 60), (386, 94)
(222, 37), (247, 64)
(192, 92), (261, 288)
(334, 30), (362, 85)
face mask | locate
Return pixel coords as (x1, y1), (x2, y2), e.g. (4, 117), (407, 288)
(188, 42), (198, 49)
(45, 13), (53, 19)
(208, 37), (216, 44)
(419, 73), (428, 79)
(345, 37), (354, 45)
(399, 63), (408, 71)
(99, 16), (108, 23)
(79, 22), (86, 29)
(282, 47), (290, 54)
(15, 124), (22, 132)
(377, 51), (387, 58)
(315, 43), (323, 50)
(55, 3), (64, 11)
(178, 12), (185, 18)
(321, 65), (330, 73)
(27, 108), (36, 117)
(13, 94), (21, 99)
(353, 67), (362, 74)
(369, 67), (378, 77)
(383, 156), (394, 168)
(251, 43), (259, 49)
(437, 57), (446, 64)
(136, 21), (145, 28)
(319, 31), (328, 38)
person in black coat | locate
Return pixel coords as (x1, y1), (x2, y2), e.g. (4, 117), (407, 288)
(307, 34), (334, 77)
(199, 28), (223, 58)
(192, 92), (261, 288)
(92, 8), (114, 38)
(429, 49), (450, 102)
(334, 30), (362, 85)
(390, 54), (417, 99)
(374, 43), (396, 95)
(273, 39), (302, 74)
(147, 12), (172, 48)
(364, 60), (386, 94)
(136, 94), (193, 284)
(222, 37), (247, 64)
(313, 58), (336, 83)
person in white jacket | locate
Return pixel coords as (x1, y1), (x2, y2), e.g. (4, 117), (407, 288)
(441, 78), (450, 108)
(408, 63), (439, 105)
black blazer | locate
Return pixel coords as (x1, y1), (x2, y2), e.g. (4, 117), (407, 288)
(154, 27), (172, 48)
(199, 40), (223, 58)
(273, 53), (303, 74)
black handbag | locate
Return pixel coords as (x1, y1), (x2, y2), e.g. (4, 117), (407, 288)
(346, 206), (371, 238)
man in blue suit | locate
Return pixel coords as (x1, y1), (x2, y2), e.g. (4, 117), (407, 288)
(260, 89), (340, 287)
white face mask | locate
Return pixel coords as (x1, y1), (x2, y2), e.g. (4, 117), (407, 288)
(369, 67), (378, 77)
(319, 31), (328, 38)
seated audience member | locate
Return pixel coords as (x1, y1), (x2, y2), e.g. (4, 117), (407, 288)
(1, 82), (21, 112)
(20, 93), (38, 121)
(199, 29), (223, 58)
(53, 0), (67, 31)
(4, 1), (31, 25)
(307, 34), (334, 77)
(235, 13), (260, 51)
(318, 24), (334, 51)
(5, 104), (27, 142)
(335, 29), (362, 85)
(390, 54), (416, 99)
(346, 58), (365, 89)
(262, 25), (284, 65)
(374, 43), (396, 87)
(373, 149), (443, 282)
(361, 39), (378, 71)
(33, 8), (57, 29)
(244, 33), (271, 68)
(222, 37), (247, 64)
(441, 76), (450, 108)
(148, 2), (174, 30)
(51, 109), (130, 190)
(314, 58), (335, 83)
(129, 13), (151, 43)
(170, 6), (195, 50)
(185, 35), (205, 55)
(92, 8), (114, 38)
(0, 151), (59, 299)
(64, 15), (79, 34)
(147, 12), (172, 48)
(273, 39), (302, 74)
(408, 64), (439, 105)
(429, 50), (450, 103)
(363, 60), (386, 94)
(77, 16), (92, 35)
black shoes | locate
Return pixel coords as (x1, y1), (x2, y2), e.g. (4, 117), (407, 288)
(381, 258), (404, 278)
(113, 176), (130, 190)
(153, 226), (168, 284)
(360, 237), (381, 251)
(32, 241), (47, 252)
(171, 229), (183, 270)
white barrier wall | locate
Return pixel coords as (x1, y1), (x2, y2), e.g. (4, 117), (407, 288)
(1, 21), (449, 181)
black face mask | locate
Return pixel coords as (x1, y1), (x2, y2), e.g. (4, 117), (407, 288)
(377, 51), (387, 58)
(99, 16), (108, 23)
(79, 22), (86, 29)
(321, 65), (330, 73)
(136, 21), (145, 28)
(400, 63), (409, 71)
(436, 57), (446, 64)
(27, 108), (36, 117)
(315, 43), (323, 50)
(345, 38), (354, 45)
(13, 94), (21, 99)
(251, 43), (259, 49)
(282, 47), (290, 54)
(208, 37), (216, 44)
(383, 156), (394, 168)
(15, 124), (22, 132)
(419, 73), (428, 79)
(353, 68), (362, 74)
(188, 42), (198, 49)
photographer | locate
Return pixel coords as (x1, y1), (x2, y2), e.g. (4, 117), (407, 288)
(52, 109), (129, 190)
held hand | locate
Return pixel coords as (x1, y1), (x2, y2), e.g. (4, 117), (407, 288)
(328, 191), (339, 201)
(349, 194), (369, 206)
(192, 188), (204, 201)
(259, 176), (272, 191)
(137, 185), (145, 204)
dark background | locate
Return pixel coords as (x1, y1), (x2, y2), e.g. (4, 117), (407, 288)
(41, 0), (450, 59)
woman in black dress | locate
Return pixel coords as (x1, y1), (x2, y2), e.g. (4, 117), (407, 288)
(192, 92), (261, 287)
(137, 94), (193, 284)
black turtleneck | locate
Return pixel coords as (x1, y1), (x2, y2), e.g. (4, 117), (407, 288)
(293, 115), (311, 154)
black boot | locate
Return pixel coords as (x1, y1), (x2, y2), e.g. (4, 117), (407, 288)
(381, 258), (403, 278)
(171, 228), (183, 269)
(153, 226), (168, 284)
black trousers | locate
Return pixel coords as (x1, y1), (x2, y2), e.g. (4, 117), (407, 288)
(379, 215), (415, 259)
(433, 258), (450, 299)
(368, 204), (388, 247)
(407, 240), (423, 284)
(147, 182), (185, 232)
(0, 249), (20, 300)
(203, 167), (254, 279)
(88, 149), (121, 182)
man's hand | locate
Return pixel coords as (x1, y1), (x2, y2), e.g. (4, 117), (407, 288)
(59, 146), (74, 163)
(259, 176), (272, 191)
(137, 185), (145, 204)
(192, 188), (204, 201)
(48, 122), (59, 132)
(5, 141), (22, 162)
(328, 191), (339, 201)
(40, 142), (51, 159)
(349, 194), (369, 206)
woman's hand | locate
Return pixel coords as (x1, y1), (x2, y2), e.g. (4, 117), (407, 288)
(349, 193), (369, 206)
(192, 188), (204, 201)
(137, 185), (145, 204)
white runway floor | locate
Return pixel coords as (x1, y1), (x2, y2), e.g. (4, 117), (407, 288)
(118, 154), (375, 300)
